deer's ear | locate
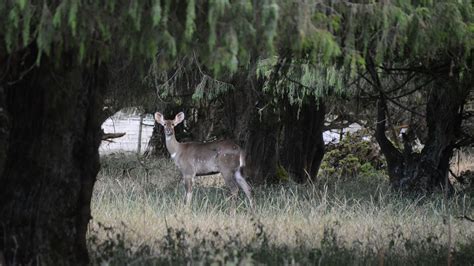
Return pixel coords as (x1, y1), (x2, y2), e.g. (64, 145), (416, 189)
(174, 112), (185, 125)
(154, 112), (165, 126)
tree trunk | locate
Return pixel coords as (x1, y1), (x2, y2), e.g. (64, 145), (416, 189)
(0, 54), (105, 264)
(410, 80), (467, 190)
(279, 99), (326, 182)
(375, 78), (469, 192)
(144, 119), (166, 157)
(0, 86), (9, 178)
(241, 103), (280, 184)
(225, 76), (279, 184)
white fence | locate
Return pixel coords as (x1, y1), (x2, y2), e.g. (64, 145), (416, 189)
(100, 114), (154, 154)
(99, 114), (360, 155)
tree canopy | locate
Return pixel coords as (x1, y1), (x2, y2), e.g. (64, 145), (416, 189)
(262, 0), (473, 101)
(2, 0), (471, 88)
(1, 0), (276, 74)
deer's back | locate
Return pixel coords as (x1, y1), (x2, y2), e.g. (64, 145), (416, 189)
(182, 140), (240, 154)
(178, 140), (241, 175)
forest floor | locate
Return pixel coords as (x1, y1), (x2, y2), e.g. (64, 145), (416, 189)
(88, 153), (474, 265)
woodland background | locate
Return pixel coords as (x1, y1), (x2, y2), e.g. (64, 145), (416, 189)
(0, 0), (473, 264)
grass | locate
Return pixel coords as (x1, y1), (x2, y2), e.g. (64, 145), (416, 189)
(88, 153), (474, 265)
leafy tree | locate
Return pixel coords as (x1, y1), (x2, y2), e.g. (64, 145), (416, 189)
(337, 0), (473, 191)
(144, 0), (472, 188)
(0, 0), (276, 263)
(259, 0), (472, 189)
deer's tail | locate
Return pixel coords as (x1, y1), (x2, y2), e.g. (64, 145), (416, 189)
(239, 151), (246, 168)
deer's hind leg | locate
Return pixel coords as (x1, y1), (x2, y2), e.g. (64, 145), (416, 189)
(234, 169), (254, 210)
(221, 170), (239, 214)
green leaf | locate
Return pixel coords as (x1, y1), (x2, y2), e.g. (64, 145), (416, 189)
(68, 0), (79, 36)
(17, 0), (27, 11)
(163, 31), (176, 57)
(151, 0), (161, 26)
(22, 6), (31, 47)
(207, 6), (217, 51)
(184, 0), (196, 40)
(52, 3), (63, 28)
(5, 27), (14, 53)
(128, 0), (141, 30)
(8, 8), (20, 29)
(37, 3), (54, 56)
(79, 41), (85, 63)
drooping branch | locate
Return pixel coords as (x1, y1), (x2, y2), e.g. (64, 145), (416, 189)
(101, 132), (126, 141)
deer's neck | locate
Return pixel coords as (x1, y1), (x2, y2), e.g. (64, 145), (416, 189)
(165, 134), (180, 159)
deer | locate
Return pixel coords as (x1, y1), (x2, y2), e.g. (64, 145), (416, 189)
(154, 112), (254, 210)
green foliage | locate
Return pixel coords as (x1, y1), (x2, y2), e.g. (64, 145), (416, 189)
(265, 0), (472, 98)
(320, 131), (386, 179)
(37, 3), (54, 58)
(0, 0), (269, 76)
(339, 0), (472, 66)
(275, 164), (289, 182)
(148, 56), (234, 105)
(192, 75), (234, 104)
(2, 0), (470, 102)
(257, 59), (346, 106)
(261, 0), (279, 55)
(184, 0), (196, 41)
(151, 0), (161, 27)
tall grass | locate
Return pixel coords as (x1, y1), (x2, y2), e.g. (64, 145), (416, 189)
(89, 153), (474, 265)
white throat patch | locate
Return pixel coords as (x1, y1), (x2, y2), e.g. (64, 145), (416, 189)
(171, 152), (176, 159)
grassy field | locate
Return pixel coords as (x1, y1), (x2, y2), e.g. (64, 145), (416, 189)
(88, 153), (474, 265)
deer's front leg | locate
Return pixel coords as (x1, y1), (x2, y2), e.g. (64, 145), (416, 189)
(183, 175), (194, 206)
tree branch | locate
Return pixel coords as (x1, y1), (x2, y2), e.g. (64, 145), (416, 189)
(385, 72), (417, 95)
(366, 55), (403, 161)
(362, 63), (426, 117)
(102, 132), (126, 141)
(391, 77), (435, 100)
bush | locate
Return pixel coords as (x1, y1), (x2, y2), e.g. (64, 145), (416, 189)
(320, 131), (386, 179)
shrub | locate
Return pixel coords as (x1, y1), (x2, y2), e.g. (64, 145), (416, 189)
(320, 131), (386, 179)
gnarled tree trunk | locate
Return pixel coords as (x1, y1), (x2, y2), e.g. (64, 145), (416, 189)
(376, 78), (469, 192)
(0, 53), (105, 264)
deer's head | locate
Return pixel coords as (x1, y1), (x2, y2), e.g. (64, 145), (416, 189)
(154, 112), (185, 137)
